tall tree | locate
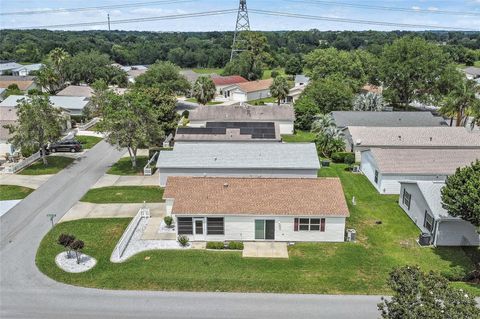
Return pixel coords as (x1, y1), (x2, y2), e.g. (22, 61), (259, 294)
(35, 47), (70, 94)
(192, 76), (216, 105)
(5, 95), (63, 165)
(440, 78), (480, 127)
(135, 61), (190, 95)
(311, 114), (345, 158)
(284, 56), (303, 76)
(269, 76), (290, 105)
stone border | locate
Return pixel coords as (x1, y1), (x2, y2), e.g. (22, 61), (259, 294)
(55, 251), (97, 273)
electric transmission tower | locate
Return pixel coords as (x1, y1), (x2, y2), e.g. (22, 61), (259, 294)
(230, 0), (250, 61)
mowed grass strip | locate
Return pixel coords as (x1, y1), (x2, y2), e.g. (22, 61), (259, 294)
(80, 186), (164, 203)
(19, 156), (74, 175)
(0, 185), (34, 200)
(76, 136), (102, 149)
(107, 156), (149, 175)
(281, 131), (316, 143)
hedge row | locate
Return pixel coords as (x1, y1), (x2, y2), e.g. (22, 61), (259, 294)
(206, 241), (244, 250)
(331, 152), (355, 164)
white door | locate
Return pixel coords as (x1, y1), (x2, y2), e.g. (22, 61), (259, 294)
(193, 218), (206, 241)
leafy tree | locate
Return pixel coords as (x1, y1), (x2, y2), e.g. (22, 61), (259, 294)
(137, 87), (179, 136)
(439, 78), (480, 127)
(269, 76), (290, 105)
(70, 239), (85, 264)
(5, 95), (63, 165)
(353, 92), (385, 111)
(4, 84), (22, 97)
(441, 160), (480, 227)
(35, 48), (70, 94)
(284, 56), (303, 76)
(378, 265), (479, 319)
(57, 233), (75, 258)
(192, 76), (216, 105)
(380, 37), (448, 107)
(87, 79), (110, 118)
(135, 61), (190, 95)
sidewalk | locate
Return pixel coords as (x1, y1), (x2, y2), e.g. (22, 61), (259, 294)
(0, 174), (52, 189)
(60, 202), (165, 222)
(91, 172), (158, 188)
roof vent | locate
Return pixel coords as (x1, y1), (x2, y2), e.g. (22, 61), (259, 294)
(214, 157), (217, 161)
(355, 139), (362, 145)
(223, 183), (229, 188)
(398, 135), (402, 140)
(429, 137), (433, 142)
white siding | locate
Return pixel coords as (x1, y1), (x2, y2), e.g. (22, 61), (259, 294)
(398, 183), (432, 234)
(159, 167), (318, 187)
(360, 151), (381, 193)
(379, 174), (447, 195)
(246, 89), (271, 101)
(232, 91), (247, 102)
(279, 122), (294, 135)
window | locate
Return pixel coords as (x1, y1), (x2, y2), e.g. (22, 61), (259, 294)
(374, 170), (379, 184)
(177, 217), (193, 235)
(294, 218), (325, 232)
(402, 189), (411, 210)
(207, 217), (224, 235)
(423, 211), (434, 232)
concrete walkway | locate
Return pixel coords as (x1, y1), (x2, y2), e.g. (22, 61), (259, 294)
(60, 202), (165, 222)
(91, 173), (158, 189)
(243, 242), (289, 259)
(0, 174), (52, 189)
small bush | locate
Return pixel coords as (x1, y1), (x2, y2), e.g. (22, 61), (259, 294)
(206, 241), (225, 249)
(331, 152), (354, 164)
(178, 235), (189, 247)
(271, 70), (279, 78)
(344, 153), (355, 165)
(182, 110), (190, 118)
(164, 216), (173, 227)
(227, 241), (244, 250)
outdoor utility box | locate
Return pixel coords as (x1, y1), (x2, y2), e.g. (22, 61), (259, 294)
(419, 233), (431, 246)
(321, 160), (330, 167)
(346, 229), (356, 242)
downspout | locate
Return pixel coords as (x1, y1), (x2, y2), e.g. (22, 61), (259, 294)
(433, 219), (441, 247)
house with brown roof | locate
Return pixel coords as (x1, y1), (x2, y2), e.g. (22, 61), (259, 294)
(210, 75), (248, 97)
(360, 148), (480, 194)
(222, 78), (273, 102)
(163, 177), (349, 242)
(0, 107), (18, 155)
(0, 77), (37, 92)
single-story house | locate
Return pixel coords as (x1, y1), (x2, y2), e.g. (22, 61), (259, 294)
(175, 121), (280, 142)
(285, 85), (306, 104)
(188, 104), (295, 135)
(345, 126), (480, 161)
(0, 62), (23, 75)
(294, 74), (310, 87)
(57, 85), (94, 98)
(180, 70), (202, 84)
(399, 181), (479, 246)
(222, 78), (273, 102)
(0, 77), (38, 92)
(332, 111), (447, 130)
(112, 64), (148, 83)
(360, 148), (480, 194)
(211, 75), (248, 97)
(11, 63), (43, 77)
(156, 142), (320, 187)
(464, 66), (480, 80)
(0, 107), (18, 155)
(0, 95), (89, 116)
(163, 176), (349, 242)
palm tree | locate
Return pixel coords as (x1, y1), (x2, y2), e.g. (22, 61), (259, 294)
(440, 78), (479, 127)
(35, 65), (60, 94)
(311, 113), (336, 134)
(353, 92), (385, 111)
(311, 114), (345, 157)
(193, 76), (216, 105)
(49, 48), (69, 71)
(269, 76), (290, 105)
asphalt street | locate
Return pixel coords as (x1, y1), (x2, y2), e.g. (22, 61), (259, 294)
(0, 140), (380, 319)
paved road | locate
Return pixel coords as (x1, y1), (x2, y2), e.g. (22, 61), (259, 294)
(0, 140), (380, 319)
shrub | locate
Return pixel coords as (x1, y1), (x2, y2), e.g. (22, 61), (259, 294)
(206, 241), (225, 249)
(331, 152), (354, 163)
(271, 70), (279, 78)
(57, 233), (75, 258)
(178, 235), (189, 247)
(227, 241), (244, 250)
(344, 153), (355, 165)
(182, 110), (189, 118)
(164, 216), (173, 227)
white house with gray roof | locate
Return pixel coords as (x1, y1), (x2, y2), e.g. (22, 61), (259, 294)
(156, 142), (320, 187)
(360, 148), (480, 194)
(399, 181), (479, 246)
(0, 95), (90, 116)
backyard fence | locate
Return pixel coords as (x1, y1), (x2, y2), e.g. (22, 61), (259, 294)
(113, 203), (150, 260)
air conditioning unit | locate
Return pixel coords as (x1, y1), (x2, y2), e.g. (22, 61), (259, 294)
(346, 229), (356, 242)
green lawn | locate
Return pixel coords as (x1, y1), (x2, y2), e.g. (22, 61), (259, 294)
(80, 186), (164, 203)
(18, 156), (74, 175)
(107, 156), (149, 175)
(281, 131), (316, 143)
(37, 164), (479, 294)
(75, 136), (102, 149)
(185, 98), (223, 105)
(192, 68), (223, 75)
(262, 68), (286, 79)
(0, 185), (34, 200)
(249, 97), (277, 105)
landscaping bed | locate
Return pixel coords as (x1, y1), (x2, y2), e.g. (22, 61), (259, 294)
(76, 136), (102, 149)
(19, 156), (74, 175)
(107, 156), (149, 175)
(80, 186), (164, 203)
(0, 185), (34, 200)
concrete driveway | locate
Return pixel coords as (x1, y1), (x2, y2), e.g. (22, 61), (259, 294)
(0, 174), (52, 189)
(91, 173), (158, 188)
(243, 242), (289, 258)
(60, 202), (165, 222)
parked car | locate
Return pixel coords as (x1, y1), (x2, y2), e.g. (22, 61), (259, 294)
(47, 140), (83, 153)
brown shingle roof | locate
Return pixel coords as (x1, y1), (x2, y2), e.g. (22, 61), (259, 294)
(211, 75), (247, 86)
(0, 107), (17, 141)
(57, 85), (93, 97)
(0, 80), (34, 91)
(163, 177), (349, 217)
(236, 78), (273, 93)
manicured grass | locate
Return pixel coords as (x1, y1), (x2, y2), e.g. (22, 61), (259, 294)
(75, 136), (102, 149)
(185, 98), (223, 105)
(282, 131), (316, 143)
(0, 185), (34, 200)
(262, 68), (286, 79)
(107, 156), (149, 175)
(192, 68), (223, 75)
(18, 156), (74, 175)
(80, 186), (164, 203)
(37, 164), (479, 294)
(249, 97), (277, 105)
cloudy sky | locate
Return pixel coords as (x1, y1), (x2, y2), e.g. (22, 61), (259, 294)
(1, 0), (479, 31)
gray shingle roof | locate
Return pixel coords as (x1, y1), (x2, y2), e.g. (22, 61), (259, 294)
(0, 95), (89, 111)
(348, 126), (480, 148)
(367, 148), (480, 175)
(332, 111), (446, 128)
(156, 142), (320, 169)
(464, 67), (480, 77)
(189, 105), (295, 122)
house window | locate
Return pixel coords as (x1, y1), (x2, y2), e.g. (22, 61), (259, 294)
(423, 211), (434, 232)
(402, 189), (411, 210)
(294, 218), (325, 232)
(374, 170), (379, 184)
(207, 217), (224, 235)
(177, 217), (193, 235)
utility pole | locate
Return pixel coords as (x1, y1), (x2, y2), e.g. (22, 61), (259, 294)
(107, 13), (111, 31)
(230, 0), (250, 61)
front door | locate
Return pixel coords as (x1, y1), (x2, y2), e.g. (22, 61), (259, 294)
(254, 219), (275, 240)
(193, 218), (205, 241)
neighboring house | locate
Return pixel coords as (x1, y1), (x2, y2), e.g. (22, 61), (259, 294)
(0, 107), (18, 155)
(331, 111), (447, 130)
(112, 64), (148, 83)
(361, 84), (383, 95)
(156, 142), (320, 187)
(11, 63), (43, 76)
(294, 74), (310, 87)
(0, 62), (23, 75)
(223, 78), (274, 102)
(175, 122), (280, 142)
(180, 70), (202, 85)
(399, 181), (479, 246)
(188, 104), (295, 135)
(464, 66), (480, 80)
(0, 78), (37, 92)
(0, 95), (89, 116)
(285, 85), (306, 104)
(211, 75), (248, 97)
(57, 85), (94, 98)
(360, 148), (480, 194)
(163, 176), (349, 242)
(345, 126), (480, 160)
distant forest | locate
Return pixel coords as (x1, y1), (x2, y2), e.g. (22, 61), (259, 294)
(1, 29), (479, 68)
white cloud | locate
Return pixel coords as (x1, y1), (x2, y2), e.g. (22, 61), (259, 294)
(427, 7), (439, 11)
(411, 6), (421, 11)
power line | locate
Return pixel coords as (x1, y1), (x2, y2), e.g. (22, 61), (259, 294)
(249, 9), (473, 31)
(0, 0), (195, 16)
(283, 0), (480, 17)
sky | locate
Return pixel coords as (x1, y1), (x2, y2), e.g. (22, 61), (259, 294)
(1, 0), (480, 31)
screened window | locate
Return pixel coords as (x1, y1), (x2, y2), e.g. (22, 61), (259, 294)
(424, 211), (434, 232)
(374, 170), (379, 184)
(402, 189), (411, 210)
(177, 217), (193, 235)
(294, 218), (325, 232)
(207, 217), (224, 235)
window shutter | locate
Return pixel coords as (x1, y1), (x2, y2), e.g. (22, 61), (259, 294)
(320, 218), (325, 232)
(294, 218), (298, 231)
